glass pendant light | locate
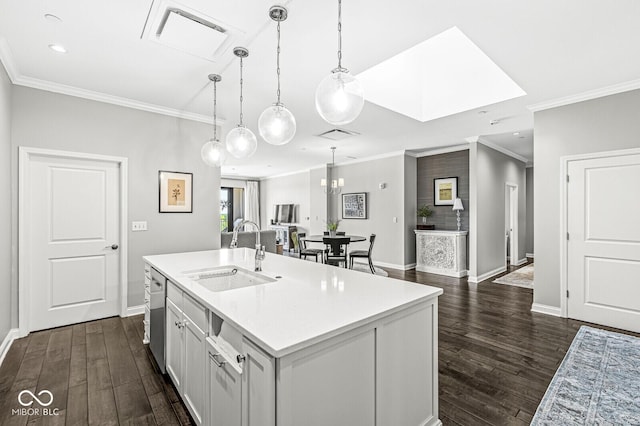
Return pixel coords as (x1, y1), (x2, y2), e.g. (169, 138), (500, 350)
(226, 47), (258, 158)
(201, 74), (227, 167)
(315, 0), (364, 126)
(258, 6), (296, 146)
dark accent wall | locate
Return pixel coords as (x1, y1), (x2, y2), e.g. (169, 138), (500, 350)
(417, 150), (469, 231)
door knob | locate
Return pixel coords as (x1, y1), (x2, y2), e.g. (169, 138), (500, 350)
(105, 244), (119, 250)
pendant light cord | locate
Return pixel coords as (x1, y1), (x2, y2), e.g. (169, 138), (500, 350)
(239, 56), (244, 126)
(337, 0), (343, 70)
(276, 20), (282, 105)
(213, 79), (217, 140)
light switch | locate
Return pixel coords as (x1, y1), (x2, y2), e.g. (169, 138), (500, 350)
(132, 221), (147, 231)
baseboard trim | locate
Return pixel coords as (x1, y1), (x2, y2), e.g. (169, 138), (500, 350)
(124, 305), (145, 317)
(515, 258), (528, 266)
(526, 253), (535, 258)
(358, 260), (416, 271)
(0, 328), (20, 367)
(531, 303), (562, 317)
(468, 266), (507, 283)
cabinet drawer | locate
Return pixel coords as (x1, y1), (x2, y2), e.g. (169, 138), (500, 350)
(183, 293), (207, 333)
(167, 280), (182, 308)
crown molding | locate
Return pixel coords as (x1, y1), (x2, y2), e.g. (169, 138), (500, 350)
(476, 137), (529, 164)
(0, 38), (18, 82)
(412, 144), (470, 158)
(13, 75), (219, 124)
(0, 38), (224, 125)
(527, 78), (640, 112)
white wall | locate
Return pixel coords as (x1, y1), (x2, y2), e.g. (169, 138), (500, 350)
(11, 86), (221, 310)
(525, 167), (534, 255)
(329, 154), (409, 268)
(469, 142), (527, 280)
(534, 89), (640, 308)
(259, 171), (311, 231)
(0, 62), (12, 339)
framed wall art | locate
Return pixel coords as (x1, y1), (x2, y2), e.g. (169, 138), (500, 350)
(342, 192), (368, 219)
(159, 171), (193, 213)
(434, 177), (458, 206)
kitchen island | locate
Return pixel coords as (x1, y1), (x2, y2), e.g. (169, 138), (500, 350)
(144, 248), (442, 426)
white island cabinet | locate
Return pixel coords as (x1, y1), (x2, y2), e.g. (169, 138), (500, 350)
(144, 248), (443, 426)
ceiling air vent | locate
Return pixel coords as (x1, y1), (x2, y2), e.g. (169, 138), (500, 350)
(155, 8), (228, 59)
(316, 129), (360, 141)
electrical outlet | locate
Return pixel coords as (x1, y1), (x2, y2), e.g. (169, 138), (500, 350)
(132, 221), (147, 231)
(393, 217), (398, 223)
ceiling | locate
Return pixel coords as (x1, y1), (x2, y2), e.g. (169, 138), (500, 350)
(1, 0), (639, 178)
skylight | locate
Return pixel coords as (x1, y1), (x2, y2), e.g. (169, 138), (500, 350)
(356, 27), (526, 122)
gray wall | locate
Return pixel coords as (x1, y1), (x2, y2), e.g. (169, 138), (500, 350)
(0, 63), (12, 338)
(259, 170), (311, 232)
(417, 150), (469, 231)
(525, 167), (534, 255)
(534, 89), (640, 308)
(329, 154), (408, 268)
(403, 155), (417, 265)
(470, 142), (526, 278)
(11, 87), (221, 310)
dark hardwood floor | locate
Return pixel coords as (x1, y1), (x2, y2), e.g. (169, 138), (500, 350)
(0, 315), (193, 425)
(1, 259), (637, 425)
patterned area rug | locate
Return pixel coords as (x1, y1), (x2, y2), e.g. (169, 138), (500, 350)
(493, 264), (534, 288)
(531, 326), (640, 425)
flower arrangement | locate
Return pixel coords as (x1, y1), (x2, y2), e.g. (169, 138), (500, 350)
(325, 218), (341, 231)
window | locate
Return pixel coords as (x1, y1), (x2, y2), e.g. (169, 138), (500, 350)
(220, 187), (244, 232)
(220, 187), (233, 232)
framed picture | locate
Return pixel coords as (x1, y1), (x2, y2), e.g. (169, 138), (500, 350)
(434, 177), (458, 206)
(159, 171), (193, 213)
(342, 192), (368, 219)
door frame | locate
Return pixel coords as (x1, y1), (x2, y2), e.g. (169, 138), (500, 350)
(505, 182), (519, 267)
(18, 147), (129, 337)
(560, 147), (640, 318)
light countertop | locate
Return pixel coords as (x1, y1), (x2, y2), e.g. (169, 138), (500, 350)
(143, 248), (442, 357)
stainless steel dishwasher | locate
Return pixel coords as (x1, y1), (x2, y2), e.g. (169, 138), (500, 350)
(149, 268), (166, 373)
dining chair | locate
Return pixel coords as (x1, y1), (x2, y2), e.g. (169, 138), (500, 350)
(323, 237), (350, 268)
(349, 234), (376, 273)
(297, 233), (324, 263)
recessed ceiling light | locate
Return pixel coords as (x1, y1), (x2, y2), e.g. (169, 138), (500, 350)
(48, 44), (67, 53)
(519, 136), (525, 139)
(513, 132), (520, 136)
(478, 110), (488, 115)
(44, 13), (62, 23)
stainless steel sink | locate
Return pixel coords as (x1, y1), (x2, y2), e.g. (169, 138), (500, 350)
(185, 266), (276, 292)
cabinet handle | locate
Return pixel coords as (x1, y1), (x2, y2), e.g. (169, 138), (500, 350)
(210, 353), (225, 367)
(236, 354), (246, 364)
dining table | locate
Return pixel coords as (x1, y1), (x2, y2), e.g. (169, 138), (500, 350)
(303, 234), (367, 244)
(302, 234), (367, 267)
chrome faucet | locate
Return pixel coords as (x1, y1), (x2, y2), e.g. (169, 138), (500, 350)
(230, 219), (265, 272)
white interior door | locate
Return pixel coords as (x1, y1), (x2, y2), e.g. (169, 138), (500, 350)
(567, 153), (640, 332)
(24, 152), (122, 331)
(505, 184), (518, 265)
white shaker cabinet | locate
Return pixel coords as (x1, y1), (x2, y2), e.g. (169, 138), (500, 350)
(206, 336), (275, 426)
(166, 281), (208, 425)
(165, 297), (183, 389)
